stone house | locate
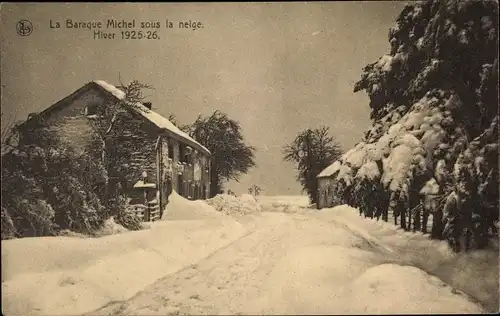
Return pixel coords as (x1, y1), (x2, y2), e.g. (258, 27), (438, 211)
(18, 80), (211, 213)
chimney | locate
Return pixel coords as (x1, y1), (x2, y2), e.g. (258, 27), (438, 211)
(27, 112), (38, 121)
(143, 102), (152, 109)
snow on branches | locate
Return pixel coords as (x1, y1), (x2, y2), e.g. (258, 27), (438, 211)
(324, 0), (498, 251)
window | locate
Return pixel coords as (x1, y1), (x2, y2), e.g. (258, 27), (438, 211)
(185, 146), (193, 165)
(168, 140), (174, 159)
(179, 144), (186, 163)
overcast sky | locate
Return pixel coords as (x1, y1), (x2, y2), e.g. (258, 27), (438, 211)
(1, 2), (407, 195)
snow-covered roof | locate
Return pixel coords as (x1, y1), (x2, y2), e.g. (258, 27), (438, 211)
(133, 180), (157, 189)
(93, 80), (210, 156)
(317, 160), (341, 178)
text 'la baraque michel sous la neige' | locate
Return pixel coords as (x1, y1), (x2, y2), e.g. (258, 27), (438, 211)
(50, 19), (204, 31)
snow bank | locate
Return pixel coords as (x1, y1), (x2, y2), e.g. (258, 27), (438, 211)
(161, 191), (223, 221)
(260, 195), (310, 208)
(315, 205), (498, 313)
(2, 199), (246, 316)
(337, 264), (483, 314)
(206, 194), (262, 216)
(94, 216), (129, 236)
(261, 205), (484, 314)
(258, 195), (312, 214)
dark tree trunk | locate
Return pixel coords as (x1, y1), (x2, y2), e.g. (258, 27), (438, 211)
(401, 210), (407, 230)
(422, 211), (429, 234)
(367, 204), (374, 219)
(408, 209), (412, 231)
(209, 176), (218, 198)
(101, 138), (112, 212)
(431, 210), (444, 239)
(414, 209), (421, 232)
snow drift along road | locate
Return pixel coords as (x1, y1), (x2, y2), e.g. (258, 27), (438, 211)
(1, 193), (246, 316)
(206, 193), (263, 216)
(161, 191), (224, 221)
(321, 206), (499, 313)
(89, 202), (487, 315)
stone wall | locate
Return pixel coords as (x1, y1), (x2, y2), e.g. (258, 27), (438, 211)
(42, 87), (105, 153)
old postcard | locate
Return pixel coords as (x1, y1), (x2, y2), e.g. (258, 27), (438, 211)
(1, 1), (498, 315)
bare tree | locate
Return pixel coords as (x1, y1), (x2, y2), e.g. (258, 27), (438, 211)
(248, 185), (261, 196)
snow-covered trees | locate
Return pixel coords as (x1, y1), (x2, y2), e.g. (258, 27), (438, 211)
(0, 80), (156, 238)
(184, 111), (256, 197)
(248, 185), (262, 196)
(327, 0), (498, 251)
(284, 127), (343, 204)
(1, 121), (107, 238)
(165, 111), (257, 197)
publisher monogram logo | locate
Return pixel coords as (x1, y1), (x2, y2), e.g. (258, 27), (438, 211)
(16, 20), (33, 36)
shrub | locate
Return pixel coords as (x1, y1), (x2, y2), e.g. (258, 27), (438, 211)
(1, 207), (17, 239)
(1, 123), (110, 238)
(114, 195), (143, 231)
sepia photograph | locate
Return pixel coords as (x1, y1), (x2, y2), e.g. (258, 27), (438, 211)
(1, 1), (499, 315)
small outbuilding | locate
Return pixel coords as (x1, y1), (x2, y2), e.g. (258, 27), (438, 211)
(316, 161), (342, 209)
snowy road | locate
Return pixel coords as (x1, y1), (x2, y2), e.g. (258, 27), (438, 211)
(88, 200), (487, 315)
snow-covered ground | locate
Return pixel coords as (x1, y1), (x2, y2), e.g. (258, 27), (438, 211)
(206, 193), (263, 216)
(1, 192), (245, 316)
(2, 195), (497, 315)
(323, 207), (499, 313)
(258, 195), (311, 208)
(257, 195), (312, 213)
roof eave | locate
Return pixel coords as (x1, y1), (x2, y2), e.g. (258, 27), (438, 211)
(91, 82), (210, 155)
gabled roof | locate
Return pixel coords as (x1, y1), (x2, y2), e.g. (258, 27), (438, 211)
(317, 160), (341, 178)
(22, 80), (210, 156)
(93, 80), (210, 155)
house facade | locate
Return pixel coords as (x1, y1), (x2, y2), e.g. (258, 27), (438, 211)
(317, 177), (336, 209)
(19, 80), (211, 213)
